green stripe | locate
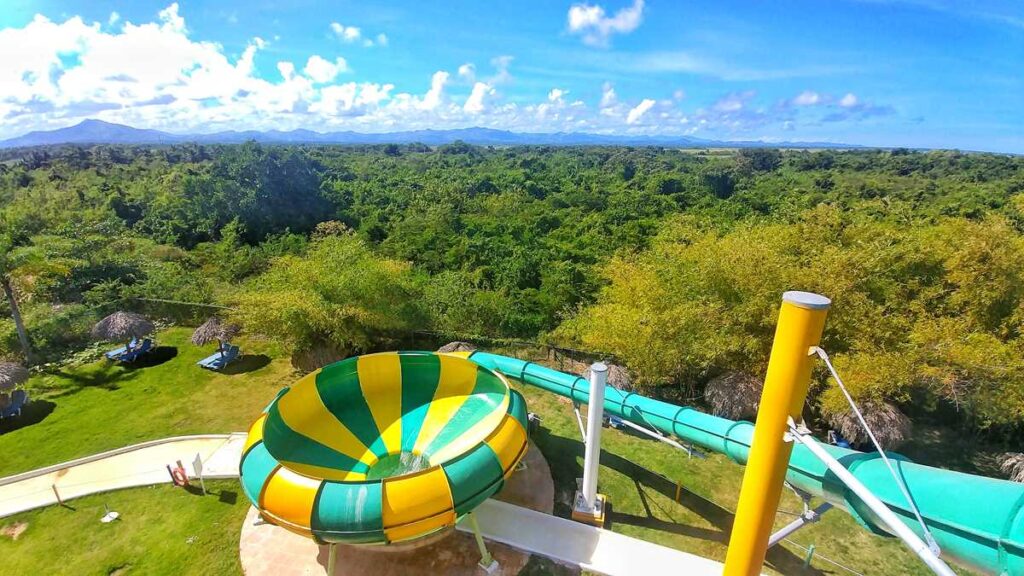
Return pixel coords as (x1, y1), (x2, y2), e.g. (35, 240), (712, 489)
(312, 480), (385, 544)
(315, 358), (388, 458)
(262, 402), (370, 474)
(507, 389), (528, 428)
(423, 367), (507, 457)
(442, 442), (505, 514)
(240, 442), (278, 504)
(399, 353), (442, 452)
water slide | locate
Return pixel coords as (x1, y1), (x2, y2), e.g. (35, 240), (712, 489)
(459, 351), (1024, 576)
(239, 351), (530, 544)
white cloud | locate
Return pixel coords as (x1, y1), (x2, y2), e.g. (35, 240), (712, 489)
(420, 71), (448, 110)
(108, 12), (120, 26)
(330, 22), (361, 43)
(673, 89), (685, 101)
(548, 88), (567, 102)
(464, 82), (495, 114)
(277, 61), (295, 81)
(158, 3), (185, 33)
(626, 98), (655, 124)
(600, 82), (617, 108)
(839, 93), (859, 108)
(712, 91), (754, 112)
(489, 55), (513, 84)
(303, 55), (348, 83)
(567, 0), (644, 47)
(458, 63), (475, 82)
(793, 90), (822, 106)
(376, 33), (388, 47)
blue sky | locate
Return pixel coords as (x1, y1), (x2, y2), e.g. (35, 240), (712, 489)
(0, 0), (1022, 151)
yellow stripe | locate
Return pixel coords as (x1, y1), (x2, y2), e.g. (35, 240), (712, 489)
(438, 351), (473, 359)
(261, 466), (321, 531)
(243, 413), (266, 455)
(412, 355), (479, 454)
(484, 415), (528, 476)
(276, 371), (376, 467)
(278, 460), (367, 482)
(358, 352), (403, 454)
(381, 467), (455, 542)
(426, 392), (509, 465)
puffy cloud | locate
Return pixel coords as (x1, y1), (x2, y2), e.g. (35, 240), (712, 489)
(792, 90), (821, 106)
(108, 12), (120, 26)
(330, 22), (361, 43)
(626, 98), (655, 124)
(548, 88), (567, 102)
(600, 82), (617, 108)
(464, 82), (495, 113)
(420, 71), (449, 110)
(489, 55), (513, 84)
(839, 93), (859, 108)
(567, 0), (644, 47)
(458, 63), (475, 81)
(304, 55), (348, 83)
(712, 91), (755, 112)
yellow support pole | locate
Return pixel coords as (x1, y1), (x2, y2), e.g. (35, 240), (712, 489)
(723, 291), (830, 576)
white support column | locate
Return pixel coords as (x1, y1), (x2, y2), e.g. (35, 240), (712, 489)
(573, 362), (608, 526)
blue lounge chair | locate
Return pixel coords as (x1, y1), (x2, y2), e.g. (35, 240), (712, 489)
(119, 338), (154, 363)
(105, 337), (140, 360)
(198, 344), (240, 371)
(0, 389), (28, 418)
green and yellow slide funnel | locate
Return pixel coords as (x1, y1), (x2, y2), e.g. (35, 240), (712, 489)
(239, 351), (530, 545)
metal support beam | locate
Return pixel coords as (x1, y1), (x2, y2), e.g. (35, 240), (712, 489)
(767, 502), (832, 547)
(724, 291), (831, 576)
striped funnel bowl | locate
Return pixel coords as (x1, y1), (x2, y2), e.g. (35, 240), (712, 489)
(239, 351), (530, 545)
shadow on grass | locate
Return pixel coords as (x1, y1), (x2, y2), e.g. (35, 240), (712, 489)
(533, 426), (825, 575)
(0, 399), (56, 435)
(46, 364), (139, 397)
(124, 346), (178, 369)
(221, 354), (271, 375)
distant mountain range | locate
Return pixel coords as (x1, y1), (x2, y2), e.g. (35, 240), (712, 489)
(0, 119), (859, 149)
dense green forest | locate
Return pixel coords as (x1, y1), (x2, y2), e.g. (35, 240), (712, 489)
(2, 142), (1023, 442)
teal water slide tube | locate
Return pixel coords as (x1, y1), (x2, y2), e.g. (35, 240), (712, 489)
(465, 351), (1024, 576)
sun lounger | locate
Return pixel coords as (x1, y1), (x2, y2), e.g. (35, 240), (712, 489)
(118, 338), (154, 363)
(197, 344), (240, 371)
(0, 389), (28, 418)
(104, 337), (140, 360)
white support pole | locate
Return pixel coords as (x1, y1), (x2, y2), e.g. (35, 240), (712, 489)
(572, 403), (587, 442)
(581, 363), (607, 509)
(789, 426), (956, 576)
(767, 502), (832, 547)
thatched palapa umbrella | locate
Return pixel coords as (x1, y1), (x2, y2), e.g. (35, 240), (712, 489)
(1002, 453), (1024, 483)
(92, 311), (155, 348)
(829, 401), (912, 450)
(192, 317), (241, 356)
(704, 372), (764, 420)
(437, 341), (477, 354)
(0, 361), (29, 391)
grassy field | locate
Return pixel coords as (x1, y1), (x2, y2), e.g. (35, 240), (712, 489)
(0, 332), (976, 575)
(0, 327), (292, 477)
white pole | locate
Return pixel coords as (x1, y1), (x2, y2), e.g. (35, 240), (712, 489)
(790, 427), (956, 576)
(767, 502), (832, 547)
(581, 362), (608, 509)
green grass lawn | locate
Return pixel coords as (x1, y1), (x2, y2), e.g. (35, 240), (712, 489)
(0, 335), (977, 575)
(0, 480), (248, 576)
(0, 327), (294, 477)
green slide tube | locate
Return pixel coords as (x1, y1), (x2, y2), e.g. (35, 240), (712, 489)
(466, 351), (1024, 576)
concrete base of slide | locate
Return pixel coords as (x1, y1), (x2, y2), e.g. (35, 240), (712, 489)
(239, 442), (562, 576)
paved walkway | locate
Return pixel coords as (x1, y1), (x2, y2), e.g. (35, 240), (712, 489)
(0, 433), (246, 518)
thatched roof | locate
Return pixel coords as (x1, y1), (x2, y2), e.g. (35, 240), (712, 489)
(559, 357), (633, 391)
(191, 317), (241, 346)
(829, 401), (912, 450)
(437, 341), (477, 354)
(91, 311), (154, 342)
(704, 372), (763, 420)
(1002, 453), (1024, 483)
(0, 362), (29, 390)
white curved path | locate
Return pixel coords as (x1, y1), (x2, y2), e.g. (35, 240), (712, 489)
(0, 433), (246, 518)
(0, 434), (729, 576)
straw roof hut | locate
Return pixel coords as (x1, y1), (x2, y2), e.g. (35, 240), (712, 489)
(0, 362), (29, 391)
(191, 317), (241, 346)
(559, 356), (634, 391)
(437, 341), (477, 354)
(91, 311), (155, 342)
(704, 372), (763, 420)
(829, 401), (912, 450)
(1002, 453), (1024, 483)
